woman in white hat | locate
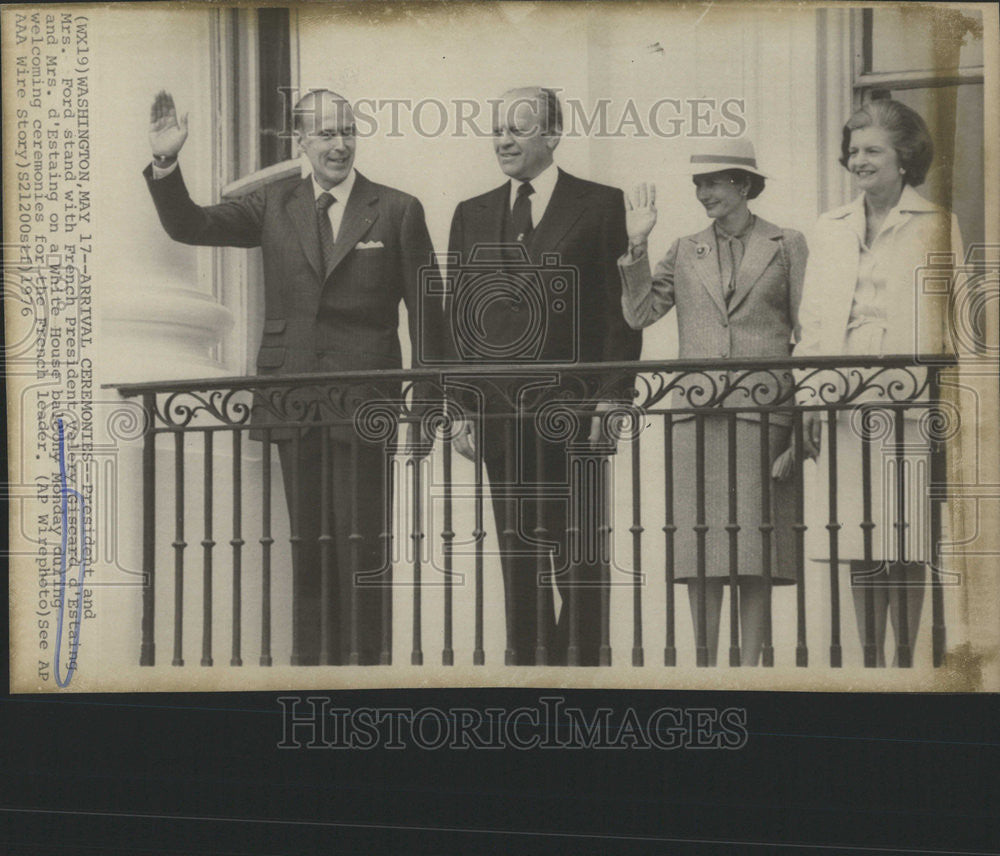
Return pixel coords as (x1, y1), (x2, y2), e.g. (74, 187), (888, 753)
(618, 138), (808, 666)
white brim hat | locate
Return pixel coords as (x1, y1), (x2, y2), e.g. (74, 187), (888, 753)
(680, 138), (769, 179)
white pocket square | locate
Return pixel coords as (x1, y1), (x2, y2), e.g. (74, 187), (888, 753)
(355, 240), (384, 249)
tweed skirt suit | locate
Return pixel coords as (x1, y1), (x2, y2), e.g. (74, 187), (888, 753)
(619, 217), (808, 583)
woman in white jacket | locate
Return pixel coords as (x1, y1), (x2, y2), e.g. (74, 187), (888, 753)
(793, 99), (962, 667)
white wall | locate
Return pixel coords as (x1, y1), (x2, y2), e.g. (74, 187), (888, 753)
(298, 3), (595, 249)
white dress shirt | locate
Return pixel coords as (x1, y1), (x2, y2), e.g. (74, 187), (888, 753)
(150, 159), (180, 180)
(508, 162), (558, 224)
(311, 169), (356, 242)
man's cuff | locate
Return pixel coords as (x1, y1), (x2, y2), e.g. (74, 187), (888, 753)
(151, 159), (179, 179)
(626, 242), (647, 263)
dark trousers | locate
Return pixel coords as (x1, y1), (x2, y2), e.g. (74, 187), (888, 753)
(277, 430), (392, 665)
(483, 418), (606, 666)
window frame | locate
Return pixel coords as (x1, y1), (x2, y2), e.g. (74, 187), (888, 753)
(852, 7), (984, 105)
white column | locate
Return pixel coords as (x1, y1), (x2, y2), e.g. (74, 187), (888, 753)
(93, 8), (234, 383)
(86, 8), (247, 671)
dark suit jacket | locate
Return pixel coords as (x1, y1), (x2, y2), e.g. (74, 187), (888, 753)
(145, 164), (439, 437)
(443, 168), (641, 428)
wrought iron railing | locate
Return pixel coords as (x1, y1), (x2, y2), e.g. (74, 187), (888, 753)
(113, 355), (957, 669)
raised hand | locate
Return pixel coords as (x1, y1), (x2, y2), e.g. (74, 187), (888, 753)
(625, 182), (657, 246)
(149, 90), (189, 159)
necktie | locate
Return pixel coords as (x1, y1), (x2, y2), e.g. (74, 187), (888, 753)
(717, 229), (746, 305)
(511, 181), (534, 243)
(316, 191), (337, 272)
(724, 235), (744, 303)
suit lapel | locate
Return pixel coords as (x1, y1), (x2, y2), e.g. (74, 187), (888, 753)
(687, 226), (727, 316)
(324, 171), (379, 279)
(286, 177), (324, 281)
(527, 169), (585, 254)
(471, 183), (510, 249)
(727, 218), (782, 313)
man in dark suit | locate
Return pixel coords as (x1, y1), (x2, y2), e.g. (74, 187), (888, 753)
(145, 89), (438, 665)
(444, 87), (641, 666)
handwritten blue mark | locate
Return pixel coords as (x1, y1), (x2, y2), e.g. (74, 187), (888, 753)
(54, 417), (88, 688)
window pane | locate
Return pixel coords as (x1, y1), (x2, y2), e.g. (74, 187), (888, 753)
(258, 8), (292, 168)
(891, 84), (984, 250)
(869, 8), (983, 74)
